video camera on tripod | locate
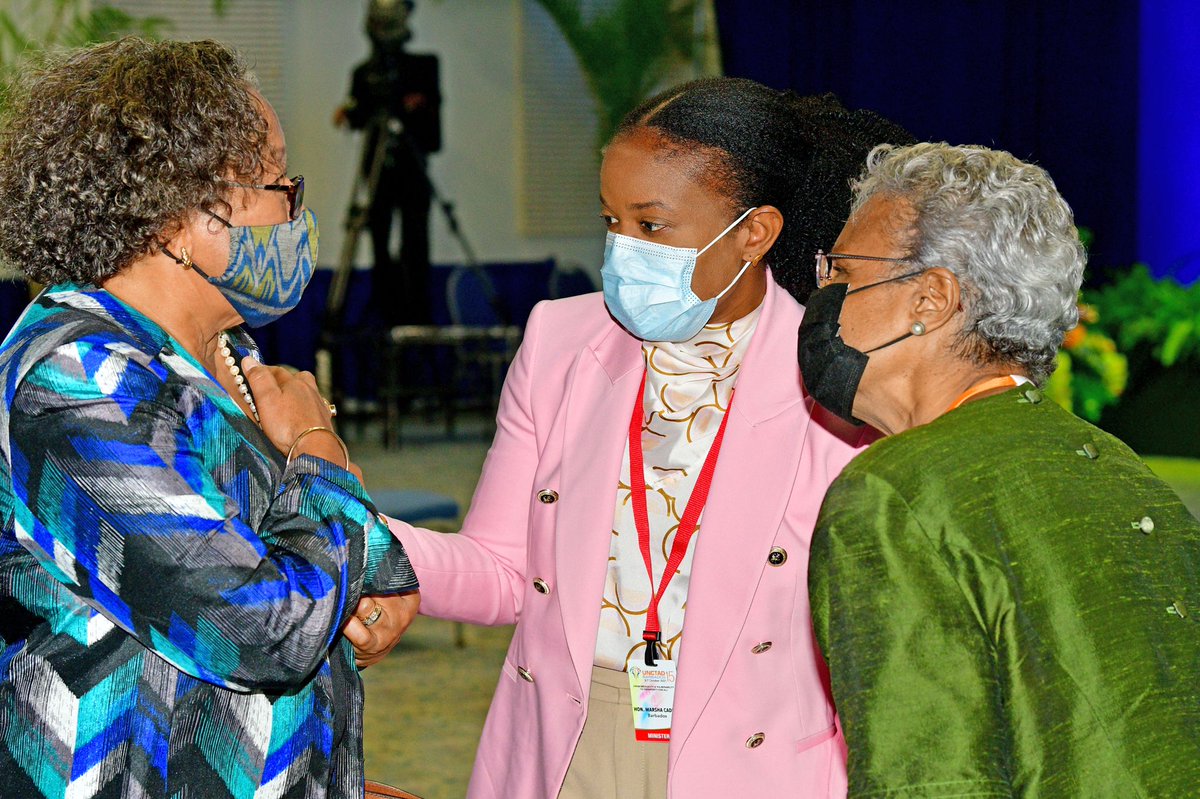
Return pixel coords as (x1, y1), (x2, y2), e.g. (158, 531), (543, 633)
(319, 2), (507, 403)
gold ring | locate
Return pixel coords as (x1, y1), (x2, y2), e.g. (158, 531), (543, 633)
(327, 402), (337, 418)
(361, 604), (383, 628)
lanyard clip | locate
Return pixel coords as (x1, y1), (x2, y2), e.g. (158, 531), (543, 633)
(642, 630), (661, 667)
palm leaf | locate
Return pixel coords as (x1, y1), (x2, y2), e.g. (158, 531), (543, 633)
(533, 0), (699, 147)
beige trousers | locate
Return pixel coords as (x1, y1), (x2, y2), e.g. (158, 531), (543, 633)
(559, 666), (670, 799)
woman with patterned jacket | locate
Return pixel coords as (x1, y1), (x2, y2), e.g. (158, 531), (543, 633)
(0, 39), (420, 799)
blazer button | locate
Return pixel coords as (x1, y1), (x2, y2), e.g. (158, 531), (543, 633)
(517, 666), (535, 683)
(537, 489), (559, 504)
(767, 547), (787, 567)
(533, 578), (551, 595)
(750, 641), (773, 654)
(745, 732), (766, 748)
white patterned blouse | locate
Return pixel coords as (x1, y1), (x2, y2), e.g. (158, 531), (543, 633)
(594, 303), (762, 670)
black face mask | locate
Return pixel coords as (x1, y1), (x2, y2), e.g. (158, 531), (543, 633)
(796, 272), (924, 425)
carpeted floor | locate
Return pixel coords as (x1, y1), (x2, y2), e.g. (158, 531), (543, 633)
(347, 416), (502, 799)
(347, 415), (1200, 799)
(360, 619), (513, 798)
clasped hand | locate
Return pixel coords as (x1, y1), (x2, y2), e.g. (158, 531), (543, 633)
(343, 593), (422, 668)
(241, 357), (419, 665)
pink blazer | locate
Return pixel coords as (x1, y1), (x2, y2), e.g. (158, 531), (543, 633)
(388, 278), (867, 798)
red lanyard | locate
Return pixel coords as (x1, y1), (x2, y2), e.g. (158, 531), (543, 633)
(946, 375), (1021, 412)
(627, 369), (734, 667)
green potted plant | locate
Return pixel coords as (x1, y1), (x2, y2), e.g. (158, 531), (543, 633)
(1044, 301), (1128, 422)
(1085, 264), (1200, 455)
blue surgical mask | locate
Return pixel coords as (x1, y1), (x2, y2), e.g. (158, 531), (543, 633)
(206, 209), (319, 327)
(600, 206), (758, 342)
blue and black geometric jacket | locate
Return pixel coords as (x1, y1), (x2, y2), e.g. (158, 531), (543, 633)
(0, 284), (418, 798)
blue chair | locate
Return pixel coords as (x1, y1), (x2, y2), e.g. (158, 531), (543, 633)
(436, 259), (555, 327)
(446, 266), (504, 326)
(380, 260), (553, 446)
(548, 263), (597, 299)
(370, 488), (465, 647)
(440, 266), (527, 422)
(371, 489), (460, 524)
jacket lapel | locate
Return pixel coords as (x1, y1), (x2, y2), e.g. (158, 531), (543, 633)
(668, 280), (818, 751)
(554, 319), (645, 693)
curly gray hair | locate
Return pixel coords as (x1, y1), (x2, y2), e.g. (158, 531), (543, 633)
(851, 142), (1085, 384)
(0, 37), (270, 286)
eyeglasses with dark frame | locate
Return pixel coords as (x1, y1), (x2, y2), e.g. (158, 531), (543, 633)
(218, 174), (305, 223)
(815, 249), (930, 287)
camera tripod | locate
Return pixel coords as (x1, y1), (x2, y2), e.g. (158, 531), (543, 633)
(316, 115), (506, 400)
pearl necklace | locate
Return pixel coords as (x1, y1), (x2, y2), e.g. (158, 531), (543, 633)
(218, 331), (260, 422)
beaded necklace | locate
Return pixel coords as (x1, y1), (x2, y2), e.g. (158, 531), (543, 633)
(218, 331), (259, 422)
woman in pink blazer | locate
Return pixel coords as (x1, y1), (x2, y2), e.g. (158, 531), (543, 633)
(386, 79), (912, 798)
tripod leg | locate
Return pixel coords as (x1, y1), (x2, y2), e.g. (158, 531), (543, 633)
(318, 119), (395, 401)
(326, 124), (393, 323)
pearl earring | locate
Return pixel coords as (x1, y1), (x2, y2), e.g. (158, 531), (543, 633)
(911, 321), (926, 336)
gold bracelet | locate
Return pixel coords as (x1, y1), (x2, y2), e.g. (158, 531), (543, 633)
(285, 426), (350, 470)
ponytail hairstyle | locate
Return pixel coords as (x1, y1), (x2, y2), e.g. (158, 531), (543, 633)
(613, 78), (915, 300)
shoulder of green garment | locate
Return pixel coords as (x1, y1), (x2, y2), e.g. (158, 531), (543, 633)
(838, 386), (1143, 487)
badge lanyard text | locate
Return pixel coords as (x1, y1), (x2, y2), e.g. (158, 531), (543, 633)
(626, 369), (734, 742)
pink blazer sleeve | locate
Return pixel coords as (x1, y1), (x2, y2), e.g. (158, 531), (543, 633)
(385, 303), (548, 626)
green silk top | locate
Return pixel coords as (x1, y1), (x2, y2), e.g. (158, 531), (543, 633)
(810, 387), (1199, 797)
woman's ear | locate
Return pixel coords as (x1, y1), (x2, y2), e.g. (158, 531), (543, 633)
(158, 220), (193, 266)
(742, 205), (784, 262)
(911, 267), (960, 334)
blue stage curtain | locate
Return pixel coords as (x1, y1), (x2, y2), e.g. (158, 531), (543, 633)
(713, 0), (1139, 278)
(1137, 0), (1200, 283)
(252, 260), (559, 399)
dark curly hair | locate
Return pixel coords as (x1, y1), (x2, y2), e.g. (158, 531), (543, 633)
(0, 37), (271, 286)
(614, 78), (915, 301)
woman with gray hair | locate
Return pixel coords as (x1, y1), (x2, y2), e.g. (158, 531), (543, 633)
(800, 142), (1199, 795)
(0, 38), (419, 798)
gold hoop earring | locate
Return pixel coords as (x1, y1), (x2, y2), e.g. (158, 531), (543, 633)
(179, 247), (193, 270)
